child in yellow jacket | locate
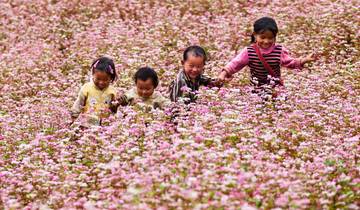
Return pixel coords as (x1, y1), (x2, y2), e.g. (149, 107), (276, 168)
(70, 56), (119, 126)
(119, 67), (170, 110)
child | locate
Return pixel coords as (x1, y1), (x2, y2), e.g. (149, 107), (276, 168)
(70, 56), (119, 126)
(169, 45), (222, 103)
(119, 67), (170, 109)
(218, 17), (316, 97)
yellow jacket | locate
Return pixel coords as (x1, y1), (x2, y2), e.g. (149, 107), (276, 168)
(124, 87), (170, 109)
(71, 81), (116, 124)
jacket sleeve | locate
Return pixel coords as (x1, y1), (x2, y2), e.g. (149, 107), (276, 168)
(280, 46), (303, 70)
(199, 74), (212, 86)
(169, 78), (185, 102)
(70, 85), (87, 118)
(154, 93), (171, 109)
(223, 47), (249, 76)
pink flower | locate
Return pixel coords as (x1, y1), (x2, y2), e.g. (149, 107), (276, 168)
(275, 195), (289, 207)
(159, 142), (171, 150)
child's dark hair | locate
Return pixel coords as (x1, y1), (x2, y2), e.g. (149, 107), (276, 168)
(183, 45), (207, 64)
(91, 56), (117, 82)
(251, 17), (278, 43)
(134, 67), (159, 88)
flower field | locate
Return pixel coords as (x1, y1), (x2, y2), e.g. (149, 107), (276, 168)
(0, 0), (359, 209)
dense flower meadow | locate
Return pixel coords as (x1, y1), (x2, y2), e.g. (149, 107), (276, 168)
(0, 0), (359, 209)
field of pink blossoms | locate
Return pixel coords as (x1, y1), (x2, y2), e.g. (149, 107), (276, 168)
(0, 0), (359, 209)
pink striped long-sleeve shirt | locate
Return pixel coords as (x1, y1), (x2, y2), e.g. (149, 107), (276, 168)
(224, 44), (303, 76)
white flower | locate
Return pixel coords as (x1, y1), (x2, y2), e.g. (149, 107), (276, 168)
(241, 204), (257, 210)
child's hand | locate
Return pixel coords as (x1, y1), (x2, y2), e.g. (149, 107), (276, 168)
(301, 53), (317, 65)
(218, 70), (233, 83)
(110, 96), (128, 113)
(209, 78), (224, 88)
(116, 95), (129, 106)
(68, 117), (76, 127)
(111, 100), (120, 107)
(153, 102), (161, 109)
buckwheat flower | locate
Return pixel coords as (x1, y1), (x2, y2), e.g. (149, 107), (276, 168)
(183, 189), (198, 200)
(241, 204), (257, 210)
(275, 194), (289, 207)
(83, 201), (97, 210)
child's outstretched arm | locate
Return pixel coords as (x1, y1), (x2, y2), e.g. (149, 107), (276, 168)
(218, 47), (249, 82)
(218, 69), (233, 82)
(281, 47), (316, 69)
(199, 74), (223, 88)
(300, 53), (316, 66)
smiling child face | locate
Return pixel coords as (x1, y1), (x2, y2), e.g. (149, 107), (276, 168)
(183, 54), (205, 81)
(93, 70), (111, 90)
(254, 30), (275, 49)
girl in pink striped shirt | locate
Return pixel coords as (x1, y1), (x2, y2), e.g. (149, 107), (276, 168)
(218, 17), (315, 98)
